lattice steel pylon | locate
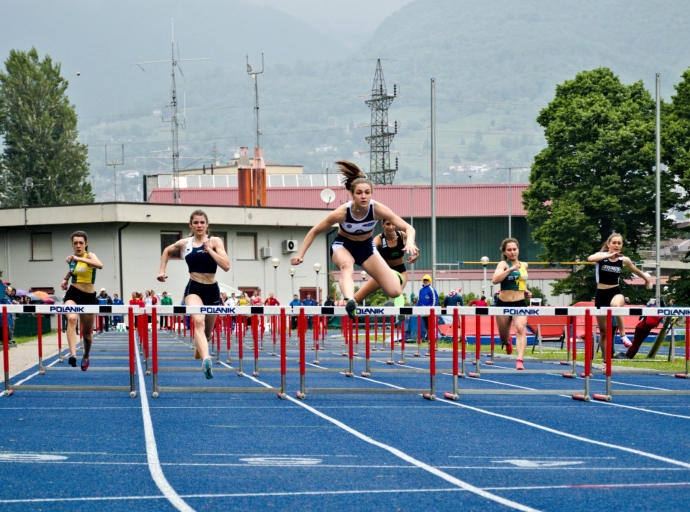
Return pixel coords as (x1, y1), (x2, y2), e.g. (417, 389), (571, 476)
(365, 59), (398, 185)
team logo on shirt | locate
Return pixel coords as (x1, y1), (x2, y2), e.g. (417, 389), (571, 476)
(600, 265), (621, 273)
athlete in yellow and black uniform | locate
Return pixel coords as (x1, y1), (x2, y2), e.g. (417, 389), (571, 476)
(492, 237), (532, 370)
(60, 231), (103, 371)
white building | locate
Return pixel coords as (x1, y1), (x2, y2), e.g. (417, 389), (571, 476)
(0, 203), (330, 305)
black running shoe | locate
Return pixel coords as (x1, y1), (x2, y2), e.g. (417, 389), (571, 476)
(81, 357), (90, 371)
(345, 299), (357, 320)
(613, 351), (629, 360)
(68, 355), (77, 367)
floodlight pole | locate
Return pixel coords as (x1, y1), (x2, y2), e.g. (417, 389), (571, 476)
(655, 73), (661, 304)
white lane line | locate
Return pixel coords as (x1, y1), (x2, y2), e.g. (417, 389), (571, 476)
(347, 368), (690, 470)
(220, 363), (538, 512)
(4, 480), (690, 504)
(441, 399), (690, 470)
(134, 349), (194, 512)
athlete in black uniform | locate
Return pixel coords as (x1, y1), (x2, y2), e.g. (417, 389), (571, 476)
(588, 233), (651, 357)
(158, 210), (230, 379)
(354, 219), (418, 304)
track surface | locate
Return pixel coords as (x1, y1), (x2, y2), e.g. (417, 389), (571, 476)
(2, 326), (690, 511)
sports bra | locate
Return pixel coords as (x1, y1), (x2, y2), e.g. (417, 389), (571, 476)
(378, 231), (405, 261)
(339, 200), (378, 236)
(596, 257), (623, 285)
(500, 262), (528, 291)
(70, 253), (97, 284)
(184, 237), (218, 274)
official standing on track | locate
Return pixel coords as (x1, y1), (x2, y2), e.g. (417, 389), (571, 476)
(290, 161), (418, 319)
(492, 238), (532, 370)
(353, 219), (418, 306)
(588, 233), (651, 357)
(60, 230), (103, 371)
(158, 210), (230, 379)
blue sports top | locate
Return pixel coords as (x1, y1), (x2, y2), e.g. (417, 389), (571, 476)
(184, 237), (218, 274)
(339, 200), (378, 236)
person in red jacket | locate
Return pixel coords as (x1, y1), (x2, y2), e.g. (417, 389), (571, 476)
(264, 292), (280, 306)
(468, 295), (488, 307)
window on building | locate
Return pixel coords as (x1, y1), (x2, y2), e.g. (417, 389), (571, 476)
(31, 233), (52, 261)
(236, 233), (257, 260)
(161, 231), (182, 259)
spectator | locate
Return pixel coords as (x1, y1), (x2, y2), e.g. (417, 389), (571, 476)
(443, 289), (464, 307)
(303, 293), (316, 329)
(238, 292), (249, 306)
(418, 275), (439, 340)
(160, 291), (173, 329)
(251, 289), (262, 305)
(468, 295), (488, 307)
(0, 285), (15, 346)
(289, 294), (302, 330)
(225, 292), (238, 331)
(112, 293), (124, 326)
(264, 292), (280, 306)
(97, 288), (113, 332)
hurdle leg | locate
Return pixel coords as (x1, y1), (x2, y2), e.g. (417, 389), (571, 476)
(423, 309), (437, 400)
(278, 309), (287, 399)
(272, 316), (277, 357)
(313, 314), (321, 365)
(361, 316), (371, 377)
(675, 316), (690, 379)
(573, 310), (592, 401)
(593, 310), (613, 402)
(37, 314), (45, 375)
(237, 315), (244, 376)
(460, 315), (467, 377)
(485, 316), (495, 365)
(57, 314), (64, 362)
(469, 315), (482, 378)
(386, 315), (395, 365)
(129, 308), (138, 398)
(345, 315), (355, 377)
(3, 307), (13, 396)
(444, 309), (460, 400)
(297, 308), (306, 399)
(398, 317), (406, 365)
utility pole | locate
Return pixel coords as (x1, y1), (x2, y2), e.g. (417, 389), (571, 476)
(105, 144), (124, 202)
(134, 19), (208, 204)
(365, 59), (398, 185)
(247, 53), (265, 150)
(431, 78), (437, 284)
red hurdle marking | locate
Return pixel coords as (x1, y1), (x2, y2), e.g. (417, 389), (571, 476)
(362, 316), (371, 377)
(37, 314), (44, 375)
(677, 316), (690, 379)
(3, 307), (12, 396)
(297, 308), (306, 399)
(573, 309), (593, 401)
(469, 315), (481, 378)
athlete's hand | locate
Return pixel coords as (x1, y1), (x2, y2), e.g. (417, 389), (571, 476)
(60, 280), (69, 291)
(290, 256), (303, 266)
(157, 271), (168, 282)
(525, 290), (533, 300)
(510, 263), (520, 272)
(404, 243), (418, 259)
(65, 255), (74, 264)
(202, 238), (211, 253)
(407, 251), (419, 264)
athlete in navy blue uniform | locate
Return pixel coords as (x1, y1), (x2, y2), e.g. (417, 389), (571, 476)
(158, 210), (230, 379)
(291, 161), (418, 319)
(588, 233), (651, 357)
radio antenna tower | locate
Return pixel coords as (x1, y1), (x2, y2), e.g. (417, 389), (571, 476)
(246, 53), (265, 149)
(365, 59), (398, 185)
(134, 19), (209, 203)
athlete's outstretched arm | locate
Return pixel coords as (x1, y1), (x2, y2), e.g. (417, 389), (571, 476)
(623, 257), (652, 288)
(290, 207), (345, 265)
(158, 238), (188, 281)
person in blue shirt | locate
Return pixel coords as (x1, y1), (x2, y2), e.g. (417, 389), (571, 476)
(418, 275), (439, 340)
(289, 294), (302, 329)
(112, 293), (124, 326)
(302, 293), (316, 329)
(443, 289), (463, 307)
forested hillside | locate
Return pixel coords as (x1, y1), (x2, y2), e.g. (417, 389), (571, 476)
(3, 0), (690, 200)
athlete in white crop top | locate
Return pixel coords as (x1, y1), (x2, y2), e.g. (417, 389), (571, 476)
(291, 161), (418, 319)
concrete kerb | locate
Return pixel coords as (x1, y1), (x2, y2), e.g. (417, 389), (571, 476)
(8, 333), (62, 378)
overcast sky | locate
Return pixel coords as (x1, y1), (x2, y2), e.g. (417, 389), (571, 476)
(247, 0), (414, 47)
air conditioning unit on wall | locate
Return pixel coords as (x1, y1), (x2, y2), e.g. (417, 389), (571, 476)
(282, 240), (298, 253)
(260, 247), (272, 259)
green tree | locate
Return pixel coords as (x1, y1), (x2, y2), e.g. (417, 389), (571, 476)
(523, 68), (682, 302)
(0, 48), (92, 206)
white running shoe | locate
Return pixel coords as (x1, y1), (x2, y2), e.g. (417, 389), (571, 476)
(621, 335), (632, 348)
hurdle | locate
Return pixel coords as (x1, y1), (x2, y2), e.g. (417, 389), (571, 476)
(591, 308), (690, 401)
(3, 305), (138, 397)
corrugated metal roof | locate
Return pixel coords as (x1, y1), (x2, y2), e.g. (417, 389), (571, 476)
(148, 184), (529, 217)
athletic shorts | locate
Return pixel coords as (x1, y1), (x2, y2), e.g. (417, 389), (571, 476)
(184, 280), (221, 306)
(389, 263), (407, 274)
(494, 297), (527, 308)
(330, 235), (378, 267)
(64, 285), (98, 306)
(595, 286), (622, 308)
